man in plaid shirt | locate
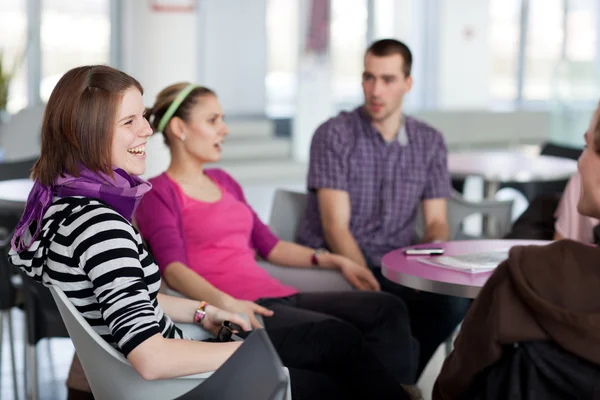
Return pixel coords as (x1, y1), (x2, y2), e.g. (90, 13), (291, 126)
(298, 39), (470, 378)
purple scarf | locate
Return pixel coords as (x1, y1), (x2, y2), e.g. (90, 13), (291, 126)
(11, 167), (152, 252)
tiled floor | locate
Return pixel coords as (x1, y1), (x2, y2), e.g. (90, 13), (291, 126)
(2, 177), (503, 400)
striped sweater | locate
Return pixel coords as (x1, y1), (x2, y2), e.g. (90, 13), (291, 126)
(9, 196), (187, 356)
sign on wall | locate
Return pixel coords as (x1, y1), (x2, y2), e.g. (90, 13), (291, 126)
(148, 0), (196, 13)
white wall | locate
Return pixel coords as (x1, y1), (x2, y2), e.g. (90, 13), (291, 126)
(121, 1), (198, 105)
(437, 0), (491, 109)
(291, 0), (334, 163)
(375, 0), (491, 111)
(121, 0), (266, 115)
(198, 0), (267, 115)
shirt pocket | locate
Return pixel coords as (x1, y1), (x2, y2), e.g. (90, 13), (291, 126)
(391, 170), (428, 219)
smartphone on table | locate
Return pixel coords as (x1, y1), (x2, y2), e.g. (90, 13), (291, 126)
(403, 247), (444, 256)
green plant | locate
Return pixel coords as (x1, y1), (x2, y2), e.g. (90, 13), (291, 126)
(0, 50), (21, 112)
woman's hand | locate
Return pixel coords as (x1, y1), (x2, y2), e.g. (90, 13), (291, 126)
(200, 304), (254, 335)
(219, 298), (274, 329)
(323, 253), (381, 291)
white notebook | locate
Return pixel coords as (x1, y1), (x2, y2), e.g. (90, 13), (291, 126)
(417, 250), (509, 274)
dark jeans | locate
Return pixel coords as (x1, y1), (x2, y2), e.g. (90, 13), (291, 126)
(371, 267), (471, 377)
(257, 291), (418, 398)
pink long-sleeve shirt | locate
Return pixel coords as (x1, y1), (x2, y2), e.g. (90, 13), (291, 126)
(135, 170), (298, 301)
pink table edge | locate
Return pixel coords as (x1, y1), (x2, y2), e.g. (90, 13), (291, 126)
(381, 240), (551, 299)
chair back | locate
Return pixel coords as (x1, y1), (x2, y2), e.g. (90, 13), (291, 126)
(0, 157), (37, 181)
(49, 285), (208, 399)
(49, 285), (291, 400)
(175, 329), (289, 400)
(267, 189), (353, 291)
(268, 189), (307, 242)
(540, 142), (582, 161)
(415, 191), (514, 240)
(0, 246), (15, 310)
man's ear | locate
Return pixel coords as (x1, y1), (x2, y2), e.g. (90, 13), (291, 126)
(404, 75), (413, 93)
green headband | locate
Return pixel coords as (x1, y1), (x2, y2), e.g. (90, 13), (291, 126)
(157, 83), (199, 133)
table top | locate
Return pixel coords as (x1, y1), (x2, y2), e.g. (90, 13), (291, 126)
(0, 179), (33, 204)
(448, 150), (578, 182)
(381, 239), (551, 298)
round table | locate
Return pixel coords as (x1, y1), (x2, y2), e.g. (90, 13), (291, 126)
(381, 239), (550, 298)
(448, 150), (578, 197)
(448, 150), (577, 182)
(0, 179), (33, 211)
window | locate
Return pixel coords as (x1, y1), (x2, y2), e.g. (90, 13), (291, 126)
(489, 0), (521, 102)
(0, 0), (28, 113)
(372, 0), (395, 40)
(40, 0), (111, 102)
(560, 0), (598, 102)
(331, 0), (367, 108)
(265, 0), (299, 117)
(522, 0), (564, 100)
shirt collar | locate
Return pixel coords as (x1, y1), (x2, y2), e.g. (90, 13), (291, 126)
(358, 106), (409, 147)
(397, 116), (409, 146)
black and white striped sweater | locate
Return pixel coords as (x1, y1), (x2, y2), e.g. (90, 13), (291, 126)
(9, 196), (187, 356)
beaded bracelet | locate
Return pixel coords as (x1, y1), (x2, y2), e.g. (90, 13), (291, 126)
(193, 301), (208, 325)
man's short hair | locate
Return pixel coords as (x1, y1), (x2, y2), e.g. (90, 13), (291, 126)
(366, 39), (413, 77)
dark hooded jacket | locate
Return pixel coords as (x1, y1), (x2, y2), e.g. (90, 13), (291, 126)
(434, 240), (600, 400)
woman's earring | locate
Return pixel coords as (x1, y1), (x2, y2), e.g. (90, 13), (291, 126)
(181, 135), (186, 142)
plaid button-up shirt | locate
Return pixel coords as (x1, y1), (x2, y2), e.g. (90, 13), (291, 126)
(297, 106), (451, 266)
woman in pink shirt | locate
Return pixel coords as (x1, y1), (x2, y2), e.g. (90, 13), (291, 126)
(136, 83), (420, 398)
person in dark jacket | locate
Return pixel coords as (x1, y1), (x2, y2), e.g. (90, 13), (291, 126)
(434, 104), (600, 400)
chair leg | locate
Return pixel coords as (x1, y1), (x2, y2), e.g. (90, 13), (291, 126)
(0, 311), (4, 377)
(27, 344), (38, 400)
(23, 316), (29, 399)
(0, 311), (4, 390)
(45, 339), (54, 377)
(7, 310), (20, 400)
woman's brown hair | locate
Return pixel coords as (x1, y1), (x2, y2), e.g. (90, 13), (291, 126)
(31, 65), (143, 186)
(146, 83), (215, 145)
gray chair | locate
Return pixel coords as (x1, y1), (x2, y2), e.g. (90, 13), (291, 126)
(266, 189), (353, 292)
(415, 190), (515, 241)
(49, 285), (291, 400)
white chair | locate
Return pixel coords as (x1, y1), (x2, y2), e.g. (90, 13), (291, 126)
(49, 285), (291, 400)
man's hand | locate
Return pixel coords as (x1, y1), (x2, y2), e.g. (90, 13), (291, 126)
(328, 254), (380, 291)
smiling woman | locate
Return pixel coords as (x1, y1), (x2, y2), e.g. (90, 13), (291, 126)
(31, 65), (147, 185)
(111, 87), (152, 176)
(8, 65), (260, 399)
